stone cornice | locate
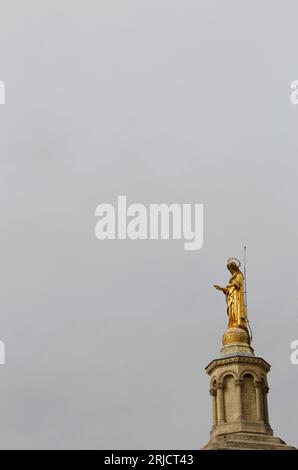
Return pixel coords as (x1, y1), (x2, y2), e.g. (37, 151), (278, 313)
(205, 355), (271, 374)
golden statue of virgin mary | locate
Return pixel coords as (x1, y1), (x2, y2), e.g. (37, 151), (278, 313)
(213, 258), (248, 330)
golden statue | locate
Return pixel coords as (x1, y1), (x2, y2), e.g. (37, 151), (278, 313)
(214, 258), (248, 331)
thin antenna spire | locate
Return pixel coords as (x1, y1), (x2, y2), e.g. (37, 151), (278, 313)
(244, 246), (247, 310)
(244, 246), (253, 341)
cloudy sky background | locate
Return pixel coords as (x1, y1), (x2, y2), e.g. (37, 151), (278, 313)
(0, 1), (297, 449)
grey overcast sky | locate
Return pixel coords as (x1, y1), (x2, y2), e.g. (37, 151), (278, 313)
(0, 0), (297, 449)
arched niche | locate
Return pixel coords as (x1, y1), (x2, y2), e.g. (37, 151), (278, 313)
(241, 373), (257, 421)
(222, 373), (237, 422)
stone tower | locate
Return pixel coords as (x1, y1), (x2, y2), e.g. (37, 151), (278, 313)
(203, 327), (296, 450)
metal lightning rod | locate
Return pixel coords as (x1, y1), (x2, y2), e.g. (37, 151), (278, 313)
(244, 246), (253, 342)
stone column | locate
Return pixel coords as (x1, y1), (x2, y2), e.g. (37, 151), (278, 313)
(209, 388), (217, 426)
(235, 379), (243, 421)
(217, 384), (225, 424)
(263, 386), (270, 424)
(255, 380), (263, 422)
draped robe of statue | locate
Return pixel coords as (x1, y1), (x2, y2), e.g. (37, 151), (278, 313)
(225, 271), (247, 330)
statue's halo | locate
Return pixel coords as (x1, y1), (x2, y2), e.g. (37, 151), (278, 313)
(227, 257), (241, 268)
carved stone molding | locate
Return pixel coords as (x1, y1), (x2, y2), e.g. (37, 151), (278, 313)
(206, 355), (271, 375)
(235, 379), (243, 386)
(254, 379), (263, 388)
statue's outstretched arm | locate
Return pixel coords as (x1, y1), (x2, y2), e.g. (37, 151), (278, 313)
(213, 285), (227, 294)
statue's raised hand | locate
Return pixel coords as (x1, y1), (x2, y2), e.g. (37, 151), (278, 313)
(213, 285), (226, 293)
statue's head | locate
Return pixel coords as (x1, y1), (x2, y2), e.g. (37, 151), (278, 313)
(227, 257), (241, 274)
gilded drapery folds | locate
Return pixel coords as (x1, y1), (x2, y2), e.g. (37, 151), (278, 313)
(225, 270), (247, 330)
(214, 258), (248, 332)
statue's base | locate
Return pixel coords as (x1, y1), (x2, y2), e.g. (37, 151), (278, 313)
(220, 327), (254, 356)
(203, 432), (296, 450)
(203, 326), (297, 451)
